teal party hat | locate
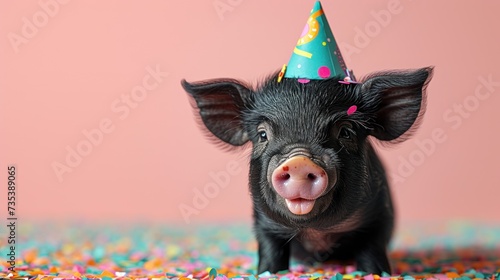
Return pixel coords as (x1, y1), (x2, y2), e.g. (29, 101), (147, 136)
(279, 1), (356, 83)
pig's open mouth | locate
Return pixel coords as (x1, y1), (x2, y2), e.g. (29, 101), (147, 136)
(285, 198), (316, 215)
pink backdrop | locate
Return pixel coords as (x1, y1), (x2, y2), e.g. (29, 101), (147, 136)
(1, 1), (499, 225)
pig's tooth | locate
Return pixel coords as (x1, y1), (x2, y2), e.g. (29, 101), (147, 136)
(285, 199), (315, 215)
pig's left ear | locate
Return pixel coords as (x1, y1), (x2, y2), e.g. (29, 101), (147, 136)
(360, 67), (434, 142)
(181, 79), (251, 146)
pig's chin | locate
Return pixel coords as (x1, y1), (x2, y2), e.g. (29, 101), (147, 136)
(284, 198), (316, 215)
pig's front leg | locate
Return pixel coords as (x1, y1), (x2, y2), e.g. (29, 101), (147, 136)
(256, 231), (290, 274)
(355, 244), (391, 274)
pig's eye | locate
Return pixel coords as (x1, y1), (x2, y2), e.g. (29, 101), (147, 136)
(339, 127), (351, 139)
(258, 130), (268, 142)
(337, 123), (354, 140)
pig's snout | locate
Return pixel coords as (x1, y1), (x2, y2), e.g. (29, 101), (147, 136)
(271, 156), (328, 215)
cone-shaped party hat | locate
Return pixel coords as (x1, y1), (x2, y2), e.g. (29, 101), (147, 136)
(280, 1), (356, 83)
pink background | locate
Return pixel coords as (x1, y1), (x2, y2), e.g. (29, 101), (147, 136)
(1, 1), (499, 225)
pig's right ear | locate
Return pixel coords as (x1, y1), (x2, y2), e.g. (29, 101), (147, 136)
(359, 67), (433, 142)
(181, 79), (250, 146)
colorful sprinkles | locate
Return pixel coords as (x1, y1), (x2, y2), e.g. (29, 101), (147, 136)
(347, 105), (357, 116)
(1, 222), (499, 279)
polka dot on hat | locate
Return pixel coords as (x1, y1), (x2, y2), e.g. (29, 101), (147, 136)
(318, 66), (331, 79)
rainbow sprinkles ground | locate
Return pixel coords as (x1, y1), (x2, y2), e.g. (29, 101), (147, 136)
(1, 222), (499, 279)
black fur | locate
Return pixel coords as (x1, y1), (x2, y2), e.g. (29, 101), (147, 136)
(181, 67), (433, 274)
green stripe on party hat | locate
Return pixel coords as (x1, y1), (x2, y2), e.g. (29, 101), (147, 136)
(283, 0), (354, 82)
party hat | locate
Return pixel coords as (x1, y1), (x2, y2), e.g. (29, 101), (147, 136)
(280, 1), (357, 83)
